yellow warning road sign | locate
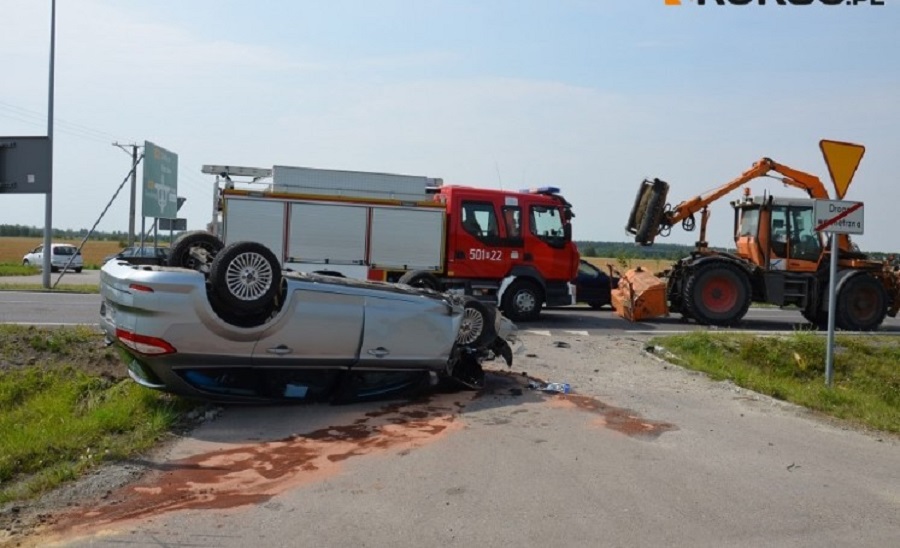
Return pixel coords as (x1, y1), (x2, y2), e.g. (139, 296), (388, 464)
(819, 140), (865, 199)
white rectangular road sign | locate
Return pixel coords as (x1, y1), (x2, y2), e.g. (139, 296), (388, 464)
(814, 200), (864, 235)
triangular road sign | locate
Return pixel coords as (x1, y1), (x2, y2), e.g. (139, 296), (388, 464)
(819, 140), (865, 199)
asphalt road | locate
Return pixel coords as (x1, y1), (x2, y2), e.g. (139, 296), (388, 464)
(3, 278), (898, 546)
(44, 333), (899, 547)
(4, 286), (900, 335)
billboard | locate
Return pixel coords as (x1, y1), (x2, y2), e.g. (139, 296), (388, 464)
(142, 141), (178, 219)
(0, 136), (51, 194)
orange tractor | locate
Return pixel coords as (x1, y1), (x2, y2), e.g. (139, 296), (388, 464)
(614, 157), (900, 330)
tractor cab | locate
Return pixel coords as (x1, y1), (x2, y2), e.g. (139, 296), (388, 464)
(732, 195), (823, 273)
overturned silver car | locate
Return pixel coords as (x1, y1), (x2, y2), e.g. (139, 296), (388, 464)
(99, 233), (516, 403)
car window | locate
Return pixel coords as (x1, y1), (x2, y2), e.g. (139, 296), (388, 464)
(54, 246), (76, 256)
(578, 261), (600, 278)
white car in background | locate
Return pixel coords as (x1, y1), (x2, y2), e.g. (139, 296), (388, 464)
(22, 243), (84, 273)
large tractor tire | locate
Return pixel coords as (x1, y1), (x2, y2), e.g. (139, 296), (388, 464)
(168, 231), (224, 271)
(682, 262), (751, 327)
(501, 279), (543, 321)
(801, 306), (828, 329)
(398, 270), (442, 291)
(209, 241), (282, 315)
(834, 274), (887, 331)
(628, 179), (669, 246)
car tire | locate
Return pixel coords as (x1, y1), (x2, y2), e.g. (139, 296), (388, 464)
(456, 297), (496, 348)
(398, 270), (442, 291)
(587, 300), (608, 310)
(501, 279), (543, 321)
(74, 267), (83, 273)
(209, 241), (282, 314)
(168, 231), (224, 271)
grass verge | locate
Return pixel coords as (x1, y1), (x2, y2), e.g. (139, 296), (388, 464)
(0, 264), (40, 276)
(0, 325), (193, 504)
(651, 331), (900, 434)
(0, 283), (99, 293)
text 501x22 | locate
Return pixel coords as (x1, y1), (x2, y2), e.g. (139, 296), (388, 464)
(469, 248), (503, 261)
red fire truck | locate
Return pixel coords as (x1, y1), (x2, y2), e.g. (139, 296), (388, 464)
(202, 164), (579, 320)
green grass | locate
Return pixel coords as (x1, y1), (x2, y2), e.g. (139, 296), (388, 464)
(0, 283), (99, 293)
(652, 331), (900, 434)
(0, 326), (193, 504)
(0, 263), (40, 276)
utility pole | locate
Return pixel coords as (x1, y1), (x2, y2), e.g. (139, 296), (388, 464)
(113, 142), (140, 246)
(43, 0), (56, 289)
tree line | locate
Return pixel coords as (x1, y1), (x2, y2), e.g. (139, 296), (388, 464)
(0, 224), (172, 243)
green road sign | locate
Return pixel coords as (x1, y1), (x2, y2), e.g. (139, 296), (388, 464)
(142, 141), (178, 219)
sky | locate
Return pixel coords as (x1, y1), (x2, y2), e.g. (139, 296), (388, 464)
(2, 0), (899, 251)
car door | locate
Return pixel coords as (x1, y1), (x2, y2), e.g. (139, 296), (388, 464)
(28, 246), (43, 264)
(252, 284), (365, 367)
(358, 294), (456, 369)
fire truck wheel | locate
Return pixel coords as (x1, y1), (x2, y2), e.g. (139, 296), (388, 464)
(683, 262), (750, 327)
(210, 241), (282, 314)
(398, 270), (441, 291)
(168, 231), (224, 272)
(456, 297), (496, 348)
(835, 274), (887, 331)
(502, 280), (543, 321)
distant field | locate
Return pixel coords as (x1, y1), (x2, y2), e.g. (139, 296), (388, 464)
(0, 237), (676, 274)
(0, 237), (124, 267)
(583, 256), (673, 276)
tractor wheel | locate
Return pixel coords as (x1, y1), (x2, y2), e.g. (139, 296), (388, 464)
(501, 280), (543, 321)
(209, 241), (282, 315)
(632, 179), (668, 246)
(168, 231), (224, 271)
(398, 270), (442, 291)
(834, 274), (886, 331)
(683, 262), (751, 327)
(456, 297), (496, 348)
(801, 304), (827, 329)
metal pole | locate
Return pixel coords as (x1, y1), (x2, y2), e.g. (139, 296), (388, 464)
(42, 0), (56, 289)
(128, 145), (137, 246)
(825, 232), (839, 387)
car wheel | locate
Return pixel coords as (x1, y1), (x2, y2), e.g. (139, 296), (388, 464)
(22, 260), (29, 266)
(456, 297), (496, 348)
(398, 270), (441, 291)
(74, 267), (83, 273)
(210, 241), (282, 314)
(168, 231), (224, 271)
(587, 300), (608, 310)
(501, 279), (543, 321)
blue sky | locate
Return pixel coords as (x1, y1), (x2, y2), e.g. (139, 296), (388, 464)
(2, 0), (899, 250)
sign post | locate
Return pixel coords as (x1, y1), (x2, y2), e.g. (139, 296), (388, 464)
(814, 199), (864, 387)
(817, 140), (865, 388)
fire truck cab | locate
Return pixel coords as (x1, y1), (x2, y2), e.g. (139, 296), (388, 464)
(423, 185), (579, 321)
